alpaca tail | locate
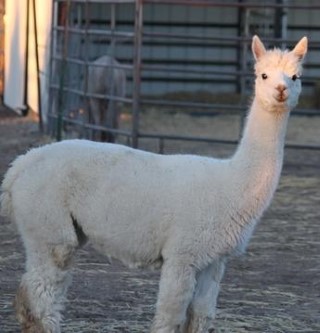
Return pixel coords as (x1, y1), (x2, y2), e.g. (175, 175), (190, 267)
(0, 147), (43, 220)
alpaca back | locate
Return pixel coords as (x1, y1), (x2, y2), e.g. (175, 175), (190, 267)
(87, 55), (126, 99)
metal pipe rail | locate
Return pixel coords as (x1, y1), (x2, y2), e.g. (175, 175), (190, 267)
(143, 0), (320, 10)
(50, 82), (320, 117)
(48, 113), (133, 137)
(50, 83), (132, 104)
(139, 132), (320, 152)
(142, 31), (320, 49)
(52, 54), (133, 71)
(54, 26), (135, 39)
(54, 0), (135, 3)
(140, 98), (320, 117)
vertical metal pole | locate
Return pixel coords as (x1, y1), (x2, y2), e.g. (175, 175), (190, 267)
(82, 0), (90, 139)
(110, 4), (116, 52)
(274, 0), (288, 49)
(23, 0), (30, 116)
(241, 7), (249, 100)
(56, 0), (71, 141)
(281, 2), (288, 49)
(238, 5), (250, 139)
(132, 0), (143, 148)
(236, 0), (243, 94)
(107, 2), (116, 142)
(0, 0), (5, 101)
(274, 0), (283, 41)
(47, 0), (57, 135)
(32, 0), (43, 132)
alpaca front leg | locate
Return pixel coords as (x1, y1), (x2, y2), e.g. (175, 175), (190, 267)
(183, 259), (225, 333)
(151, 260), (197, 333)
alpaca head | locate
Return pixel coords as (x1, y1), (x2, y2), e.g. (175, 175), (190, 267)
(252, 35), (308, 112)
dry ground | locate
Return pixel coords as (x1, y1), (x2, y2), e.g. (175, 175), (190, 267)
(0, 106), (320, 332)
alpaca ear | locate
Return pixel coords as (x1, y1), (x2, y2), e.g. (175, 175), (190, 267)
(252, 35), (266, 61)
(291, 36), (308, 61)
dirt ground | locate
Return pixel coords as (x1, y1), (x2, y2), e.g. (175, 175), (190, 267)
(1, 106), (320, 333)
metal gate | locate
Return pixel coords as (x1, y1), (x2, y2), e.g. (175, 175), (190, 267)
(47, 0), (320, 152)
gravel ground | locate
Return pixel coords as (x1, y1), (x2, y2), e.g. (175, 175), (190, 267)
(0, 106), (320, 333)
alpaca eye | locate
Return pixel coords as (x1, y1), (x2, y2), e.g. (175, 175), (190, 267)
(292, 74), (298, 81)
(261, 73), (268, 80)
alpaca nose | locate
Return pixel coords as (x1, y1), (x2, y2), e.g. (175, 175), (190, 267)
(276, 84), (287, 93)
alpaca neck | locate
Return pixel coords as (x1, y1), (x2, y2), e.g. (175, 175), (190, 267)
(231, 97), (290, 212)
(236, 98), (289, 160)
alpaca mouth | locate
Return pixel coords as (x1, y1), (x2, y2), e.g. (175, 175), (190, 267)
(276, 94), (288, 103)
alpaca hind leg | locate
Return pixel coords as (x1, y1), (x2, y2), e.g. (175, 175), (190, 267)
(104, 99), (117, 142)
(15, 244), (74, 333)
(88, 98), (100, 140)
(183, 259), (225, 333)
(151, 260), (197, 333)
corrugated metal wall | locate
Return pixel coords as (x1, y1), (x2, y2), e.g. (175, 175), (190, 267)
(67, 0), (319, 96)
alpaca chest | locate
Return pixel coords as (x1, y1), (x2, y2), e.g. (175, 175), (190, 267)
(219, 183), (275, 256)
(214, 210), (258, 257)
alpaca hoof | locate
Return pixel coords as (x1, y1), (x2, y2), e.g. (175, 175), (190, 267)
(21, 324), (46, 333)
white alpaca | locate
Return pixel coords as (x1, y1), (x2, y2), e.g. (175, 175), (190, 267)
(0, 36), (307, 333)
(87, 55), (126, 142)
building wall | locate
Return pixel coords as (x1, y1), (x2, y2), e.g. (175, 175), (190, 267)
(4, 0), (52, 116)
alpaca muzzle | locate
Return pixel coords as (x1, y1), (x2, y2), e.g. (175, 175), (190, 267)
(275, 84), (288, 102)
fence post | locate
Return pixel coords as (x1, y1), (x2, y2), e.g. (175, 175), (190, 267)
(56, 0), (71, 141)
(132, 0), (143, 148)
